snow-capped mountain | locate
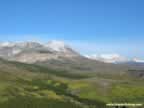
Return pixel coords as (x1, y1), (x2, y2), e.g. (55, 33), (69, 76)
(133, 58), (144, 63)
(0, 42), (15, 47)
(85, 54), (128, 63)
(0, 41), (80, 63)
(85, 54), (144, 64)
(45, 40), (68, 52)
(0, 41), (143, 65)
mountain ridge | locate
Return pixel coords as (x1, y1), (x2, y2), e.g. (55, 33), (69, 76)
(0, 40), (80, 63)
(1, 41), (143, 64)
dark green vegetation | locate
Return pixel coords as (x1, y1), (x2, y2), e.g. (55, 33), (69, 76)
(0, 58), (144, 108)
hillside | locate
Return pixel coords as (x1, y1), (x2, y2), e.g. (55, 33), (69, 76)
(0, 58), (144, 108)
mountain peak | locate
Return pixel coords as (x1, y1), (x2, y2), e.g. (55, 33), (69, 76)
(0, 40), (80, 63)
(45, 40), (69, 52)
(85, 54), (128, 63)
(0, 42), (15, 47)
(133, 58), (144, 63)
(15, 41), (42, 48)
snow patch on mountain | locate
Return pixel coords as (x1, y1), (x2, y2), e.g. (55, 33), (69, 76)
(0, 42), (15, 47)
(0, 40), (79, 63)
(133, 58), (144, 63)
(45, 40), (68, 52)
(12, 49), (22, 55)
(85, 54), (128, 63)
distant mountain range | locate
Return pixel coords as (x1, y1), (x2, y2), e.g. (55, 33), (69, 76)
(0, 40), (143, 64)
(0, 41), (128, 75)
(0, 40), (144, 72)
(85, 54), (144, 64)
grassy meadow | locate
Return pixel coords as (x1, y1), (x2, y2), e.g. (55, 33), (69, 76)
(0, 59), (143, 108)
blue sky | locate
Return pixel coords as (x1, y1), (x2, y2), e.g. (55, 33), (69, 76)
(0, 0), (144, 59)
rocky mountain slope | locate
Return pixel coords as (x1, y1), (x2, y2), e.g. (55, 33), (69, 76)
(0, 41), (80, 63)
